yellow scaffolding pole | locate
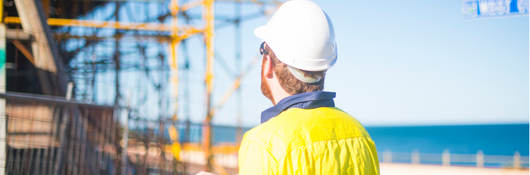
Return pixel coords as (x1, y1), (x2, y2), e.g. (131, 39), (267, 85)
(4, 17), (174, 31)
(0, 0), (3, 23)
(167, 0), (182, 162)
(4, 16), (202, 34)
(202, 0), (215, 171)
(4, 17), (204, 43)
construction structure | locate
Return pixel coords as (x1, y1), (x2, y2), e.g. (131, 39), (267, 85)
(0, 0), (282, 174)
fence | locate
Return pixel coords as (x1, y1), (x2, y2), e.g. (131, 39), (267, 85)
(0, 91), (204, 175)
(0, 91), (240, 175)
(1, 92), (126, 175)
(381, 149), (529, 168)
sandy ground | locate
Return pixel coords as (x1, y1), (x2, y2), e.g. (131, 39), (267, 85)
(380, 163), (529, 175)
(178, 151), (529, 175)
(184, 163), (529, 175)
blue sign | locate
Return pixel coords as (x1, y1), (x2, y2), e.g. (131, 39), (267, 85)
(463, 0), (528, 17)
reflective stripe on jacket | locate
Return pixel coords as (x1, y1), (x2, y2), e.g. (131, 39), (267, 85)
(239, 107), (380, 175)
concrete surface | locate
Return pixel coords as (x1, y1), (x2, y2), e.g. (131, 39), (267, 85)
(380, 163), (529, 175)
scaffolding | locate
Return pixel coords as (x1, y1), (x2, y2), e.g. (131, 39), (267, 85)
(1, 0), (282, 174)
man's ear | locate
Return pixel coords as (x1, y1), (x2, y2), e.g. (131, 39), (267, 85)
(263, 55), (274, 79)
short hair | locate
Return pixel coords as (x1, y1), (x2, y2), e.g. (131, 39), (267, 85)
(265, 44), (326, 95)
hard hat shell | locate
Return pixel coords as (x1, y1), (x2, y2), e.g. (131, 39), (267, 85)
(254, 0), (337, 72)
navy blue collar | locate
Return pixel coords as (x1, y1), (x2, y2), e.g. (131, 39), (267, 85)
(260, 91), (336, 123)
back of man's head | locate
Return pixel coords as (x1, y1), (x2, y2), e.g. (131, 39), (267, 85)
(263, 44), (325, 95)
(255, 0), (336, 96)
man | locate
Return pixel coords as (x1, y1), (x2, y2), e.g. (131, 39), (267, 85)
(238, 0), (380, 174)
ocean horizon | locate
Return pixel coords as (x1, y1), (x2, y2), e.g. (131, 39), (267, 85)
(164, 122), (529, 157)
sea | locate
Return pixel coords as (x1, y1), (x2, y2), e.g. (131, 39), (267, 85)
(366, 124), (529, 156)
(177, 123), (529, 157)
(365, 124), (529, 167)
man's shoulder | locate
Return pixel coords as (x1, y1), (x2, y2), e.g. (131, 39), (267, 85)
(242, 107), (371, 147)
(240, 117), (284, 146)
(280, 107), (372, 142)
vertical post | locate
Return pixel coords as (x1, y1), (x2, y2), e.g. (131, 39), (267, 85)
(514, 151), (520, 169)
(383, 150), (392, 163)
(202, 0), (215, 171)
(476, 150), (484, 168)
(112, 5), (123, 171)
(169, 0), (179, 121)
(182, 40), (191, 144)
(180, 0), (193, 147)
(411, 150), (420, 164)
(168, 0), (182, 166)
(181, 9), (192, 145)
(234, 0), (243, 144)
(113, 2), (121, 106)
(65, 82), (74, 175)
(442, 149), (450, 166)
(0, 24), (7, 175)
(121, 108), (129, 175)
(55, 83), (73, 175)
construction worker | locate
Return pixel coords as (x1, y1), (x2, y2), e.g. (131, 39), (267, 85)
(238, 0), (380, 174)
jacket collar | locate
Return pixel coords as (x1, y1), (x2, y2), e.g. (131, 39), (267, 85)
(260, 91), (336, 123)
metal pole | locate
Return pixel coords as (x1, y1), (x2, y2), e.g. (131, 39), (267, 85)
(411, 150), (420, 164)
(121, 108), (129, 175)
(476, 150), (484, 168)
(54, 82), (74, 175)
(167, 0), (182, 167)
(182, 41), (191, 143)
(202, 0), (215, 171)
(181, 1), (192, 146)
(113, 2), (121, 107)
(383, 150), (392, 163)
(442, 149), (450, 166)
(514, 151), (521, 169)
(235, 0), (243, 144)
(0, 23), (7, 175)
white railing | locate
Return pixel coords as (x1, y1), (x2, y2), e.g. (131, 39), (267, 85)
(381, 149), (529, 168)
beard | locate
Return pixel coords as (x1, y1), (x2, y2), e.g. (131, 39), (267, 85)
(261, 60), (274, 104)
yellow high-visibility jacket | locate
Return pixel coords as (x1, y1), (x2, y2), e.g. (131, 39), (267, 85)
(239, 107), (379, 175)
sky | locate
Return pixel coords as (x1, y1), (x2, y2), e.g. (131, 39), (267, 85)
(77, 0), (528, 127)
(199, 0), (529, 127)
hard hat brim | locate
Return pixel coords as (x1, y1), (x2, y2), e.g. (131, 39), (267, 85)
(254, 25), (268, 41)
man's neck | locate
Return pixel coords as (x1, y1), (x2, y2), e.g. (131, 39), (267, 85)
(271, 86), (291, 105)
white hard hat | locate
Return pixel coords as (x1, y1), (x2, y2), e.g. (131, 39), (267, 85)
(254, 0), (337, 72)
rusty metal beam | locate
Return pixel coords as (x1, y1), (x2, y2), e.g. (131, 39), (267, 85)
(11, 40), (35, 65)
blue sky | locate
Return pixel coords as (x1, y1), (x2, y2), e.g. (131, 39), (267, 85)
(198, 0), (529, 127)
(79, 0), (528, 127)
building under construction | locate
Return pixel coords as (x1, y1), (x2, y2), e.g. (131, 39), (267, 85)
(0, 0), (281, 174)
